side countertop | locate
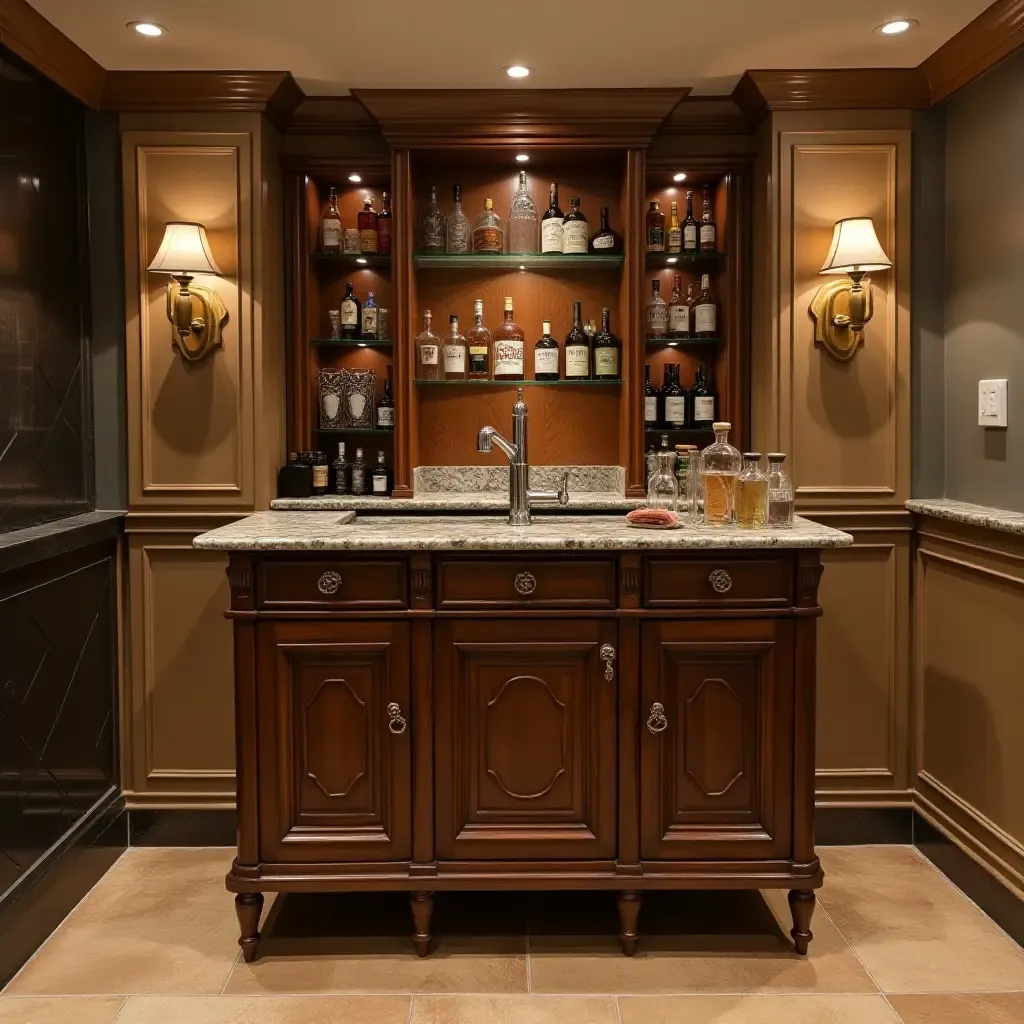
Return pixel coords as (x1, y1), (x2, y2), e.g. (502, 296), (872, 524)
(194, 511), (854, 552)
(906, 498), (1024, 537)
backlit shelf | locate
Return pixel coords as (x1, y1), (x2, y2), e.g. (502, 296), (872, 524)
(413, 253), (624, 270)
(312, 338), (394, 347)
(310, 253), (391, 269)
(414, 378), (621, 387)
(646, 336), (724, 346)
(644, 251), (726, 268)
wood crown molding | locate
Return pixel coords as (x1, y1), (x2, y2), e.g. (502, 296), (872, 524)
(288, 95), (378, 134)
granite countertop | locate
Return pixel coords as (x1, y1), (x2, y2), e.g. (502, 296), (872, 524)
(906, 498), (1024, 537)
(194, 511), (853, 552)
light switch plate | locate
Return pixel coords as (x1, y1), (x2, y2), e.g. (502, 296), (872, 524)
(978, 379), (1008, 428)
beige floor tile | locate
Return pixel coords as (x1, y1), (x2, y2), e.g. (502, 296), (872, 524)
(619, 994), (904, 1023)
(411, 995), (618, 1024)
(889, 993), (1024, 1024)
(114, 995), (411, 1023)
(5, 848), (240, 996)
(0, 996), (124, 1023)
(528, 889), (876, 995)
(818, 847), (1024, 994)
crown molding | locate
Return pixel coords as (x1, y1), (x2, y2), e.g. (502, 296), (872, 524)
(658, 96), (749, 135)
(288, 95), (377, 133)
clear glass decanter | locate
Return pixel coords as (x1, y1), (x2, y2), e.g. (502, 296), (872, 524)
(767, 452), (795, 528)
(700, 421), (742, 527)
(508, 170), (539, 254)
(421, 185), (445, 253)
(674, 445), (698, 524)
(736, 453), (768, 528)
(446, 184), (470, 254)
(647, 451), (679, 511)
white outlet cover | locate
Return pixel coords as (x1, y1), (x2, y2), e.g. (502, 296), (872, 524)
(978, 379), (1008, 428)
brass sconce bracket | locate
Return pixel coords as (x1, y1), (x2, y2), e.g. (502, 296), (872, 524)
(809, 271), (873, 363)
(166, 276), (229, 364)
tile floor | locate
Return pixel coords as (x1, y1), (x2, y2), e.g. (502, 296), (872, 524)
(2, 846), (1024, 1023)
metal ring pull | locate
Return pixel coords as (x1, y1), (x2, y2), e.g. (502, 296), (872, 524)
(647, 702), (669, 735)
(600, 644), (616, 682)
(708, 568), (733, 594)
(514, 571), (537, 596)
(386, 702), (407, 735)
(318, 570), (342, 595)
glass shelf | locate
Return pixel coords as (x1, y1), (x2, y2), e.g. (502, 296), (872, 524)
(317, 426), (396, 434)
(646, 336), (724, 346)
(415, 378), (622, 387)
(644, 251), (726, 268)
(645, 426), (715, 439)
(310, 252), (391, 269)
(312, 338), (394, 347)
(412, 253), (624, 270)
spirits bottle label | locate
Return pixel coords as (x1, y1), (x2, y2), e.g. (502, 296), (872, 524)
(469, 347), (489, 374)
(665, 396), (686, 425)
(377, 406), (394, 427)
(645, 396), (657, 422)
(695, 303), (716, 334)
(423, 224), (444, 250)
(700, 224), (716, 246)
(448, 220), (470, 253)
(684, 224), (698, 248)
(443, 345), (466, 373)
(360, 228), (378, 252)
(647, 227), (665, 250)
(341, 299), (358, 326)
(419, 344), (439, 365)
(594, 348), (619, 377)
(323, 219), (342, 248)
(694, 396), (715, 422)
(352, 467), (366, 494)
(667, 227), (681, 252)
(493, 339), (524, 376)
(591, 234), (614, 250)
(372, 474), (388, 493)
(541, 218), (564, 253)
(343, 229), (361, 254)
(669, 305), (690, 334)
(563, 221), (588, 254)
(565, 345), (589, 377)
(534, 348), (559, 374)
(312, 464), (329, 489)
(646, 305), (669, 334)
(473, 226), (502, 252)
(363, 308), (378, 337)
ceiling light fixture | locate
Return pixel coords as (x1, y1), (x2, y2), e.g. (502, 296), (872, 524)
(673, 172), (687, 182)
(348, 173), (362, 183)
(129, 21), (166, 36)
(506, 65), (531, 79)
(877, 18), (917, 35)
(515, 154), (530, 163)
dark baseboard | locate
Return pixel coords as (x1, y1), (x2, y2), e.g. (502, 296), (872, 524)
(0, 788), (126, 988)
(815, 806), (914, 845)
(128, 808), (237, 847)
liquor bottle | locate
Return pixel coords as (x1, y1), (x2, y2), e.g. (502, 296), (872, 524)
(278, 452), (312, 498)
(473, 198), (504, 253)
(343, 222), (361, 254)
(682, 191), (699, 253)
(321, 187), (342, 252)
(644, 365), (658, 429)
(447, 184), (470, 254)
(767, 453), (794, 528)
(358, 195), (379, 253)
(589, 206), (622, 254)
(694, 273), (718, 338)
(372, 450), (391, 497)
(663, 364), (687, 429)
(415, 309), (441, 381)
(534, 321), (560, 381)
(646, 200), (665, 252)
(562, 197), (588, 254)
(443, 314), (468, 380)
(736, 453), (768, 528)
(666, 201), (681, 253)
(645, 278), (668, 338)
(310, 450), (329, 496)
(340, 282), (361, 339)
(508, 170), (539, 254)
(700, 422), (741, 527)
(492, 296), (525, 381)
(592, 307), (620, 380)
(377, 370), (395, 429)
(700, 184), (717, 252)
(421, 185), (445, 252)
(350, 447), (369, 496)
(564, 301), (590, 380)
(541, 182), (564, 254)
(362, 291), (378, 339)
(691, 362), (716, 427)
(668, 274), (690, 338)
(467, 298), (492, 379)
(378, 190), (392, 255)
(332, 442), (351, 494)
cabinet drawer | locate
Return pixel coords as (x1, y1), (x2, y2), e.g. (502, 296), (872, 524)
(259, 559), (407, 609)
(437, 558), (615, 609)
(644, 557), (792, 608)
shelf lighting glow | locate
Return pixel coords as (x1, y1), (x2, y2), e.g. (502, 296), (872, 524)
(515, 154), (530, 163)
(673, 172), (687, 182)
(877, 18), (917, 34)
(358, 343), (367, 348)
(356, 258), (367, 265)
(506, 65), (531, 79)
(667, 257), (678, 264)
(519, 264), (526, 271)
(129, 21), (165, 36)
(348, 173), (362, 183)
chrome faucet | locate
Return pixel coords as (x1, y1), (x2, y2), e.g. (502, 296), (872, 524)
(477, 388), (570, 526)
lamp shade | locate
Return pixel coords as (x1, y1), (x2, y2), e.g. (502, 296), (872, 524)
(147, 221), (222, 276)
(819, 218), (892, 275)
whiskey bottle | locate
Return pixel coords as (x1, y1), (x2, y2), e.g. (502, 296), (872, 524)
(534, 320), (560, 381)
(443, 314), (468, 380)
(372, 450), (391, 497)
(663, 364), (687, 429)
(589, 206), (622, 254)
(467, 298), (492, 379)
(563, 197), (588, 254)
(378, 190), (392, 255)
(667, 201), (681, 253)
(668, 274), (690, 338)
(645, 278), (668, 338)
(332, 442), (350, 494)
(310, 450), (329, 496)
(358, 195), (379, 253)
(362, 291), (378, 339)
(447, 184), (470, 254)
(646, 200), (665, 252)
(492, 296), (525, 381)
(421, 185), (445, 252)
(343, 222), (361, 254)
(682, 190), (698, 253)
(592, 307), (620, 380)
(700, 184), (717, 252)
(694, 273), (718, 338)
(473, 198), (504, 253)
(350, 447), (369, 496)
(340, 281), (361, 339)
(415, 309), (441, 381)
(564, 300), (590, 380)
(377, 369), (395, 429)
(691, 362), (716, 427)
(508, 170), (539, 254)
(736, 453), (768, 528)
(644, 365), (658, 429)
(321, 186), (343, 252)
(541, 182), (564, 253)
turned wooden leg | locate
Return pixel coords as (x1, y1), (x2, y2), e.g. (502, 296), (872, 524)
(410, 891), (434, 957)
(788, 889), (815, 956)
(617, 891), (642, 956)
(235, 892), (264, 963)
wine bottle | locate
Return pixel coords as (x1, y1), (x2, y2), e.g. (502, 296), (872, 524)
(541, 182), (564, 254)
(534, 321), (560, 381)
(564, 301), (590, 380)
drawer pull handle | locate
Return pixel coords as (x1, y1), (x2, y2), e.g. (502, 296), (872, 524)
(647, 702), (669, 735)
(708, 568), (733, 594)
(386, 702), (407, 736)
(514, 571), (537, 596)
(317, 571), (342, 595)
(600, 644), (616, 682)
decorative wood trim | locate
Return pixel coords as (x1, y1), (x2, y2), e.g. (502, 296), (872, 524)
(623, 148), (645, 497)
(288, 95), (378, 133)
(392, 148), (414, 497)
(659, 96), (750, 135)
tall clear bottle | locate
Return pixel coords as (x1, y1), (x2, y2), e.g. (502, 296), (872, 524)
(446, 184), (470, 254)
(766, 453), (794, 528)
(321, 186), (343, 252)
(443, 314), (468, 380)
(466, 299), (492, 379)
(645, 278), (668, 338)
(700, 421), (742, 527)
(508, 170), (539, 254)
(415, 309), (441, 381)
(421, 185), (445, 252)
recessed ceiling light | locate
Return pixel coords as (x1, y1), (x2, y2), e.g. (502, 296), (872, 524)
(515, 154), (530, 163)
(348, 173), (362, 183)
(129, 21), (165, 36)
(356, 258), (367, 265)
(673, 173), (687, 182)
(877, 18), (917, 35)
(506, 65), (531, 79)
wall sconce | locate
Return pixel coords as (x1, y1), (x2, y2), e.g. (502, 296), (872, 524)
(809, 217), (892, 362)
(147, 221), (229, 364)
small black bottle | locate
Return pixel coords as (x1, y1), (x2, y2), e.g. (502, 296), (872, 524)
(277, 452), (312, 498)
(377, 370), (395, 429)
(372, 450), (391, 497)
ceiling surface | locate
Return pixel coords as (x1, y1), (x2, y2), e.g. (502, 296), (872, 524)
(28, 0), (990, 95)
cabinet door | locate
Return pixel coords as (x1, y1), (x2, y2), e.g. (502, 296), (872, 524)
(640, 619), (793, 861)
(435, 619), (617, 861)
(257, 621), (411, 863)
